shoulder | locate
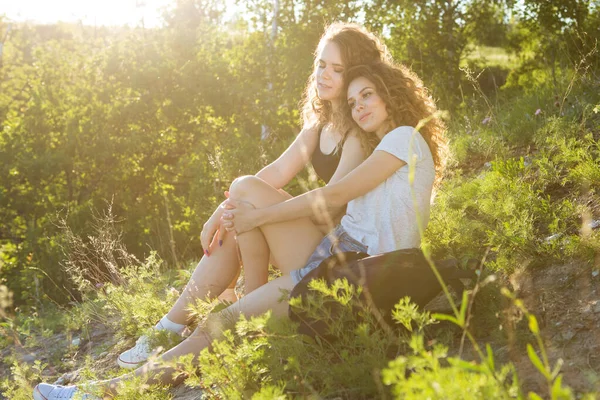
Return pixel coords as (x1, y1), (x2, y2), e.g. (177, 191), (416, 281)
(381, 126), (418, 142)
(376, 126), (427, 162)
(299, 124), (320, 139)
(341, 129), (367, 157)
(343, 129), (361, 146)
(377, 126), (426, 149)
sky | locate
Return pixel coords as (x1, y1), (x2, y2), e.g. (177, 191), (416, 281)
(0, 0), (238, 28)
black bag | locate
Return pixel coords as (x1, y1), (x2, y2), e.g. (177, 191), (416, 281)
(288, 248), (475, 338)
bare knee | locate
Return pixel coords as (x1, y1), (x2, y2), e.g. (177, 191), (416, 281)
(229, 175), (288, 210)
(229, 175), (266, 200)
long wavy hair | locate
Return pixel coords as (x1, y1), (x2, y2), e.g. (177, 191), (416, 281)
(343, 62), (448, 182)
(300, 23), (390, 132)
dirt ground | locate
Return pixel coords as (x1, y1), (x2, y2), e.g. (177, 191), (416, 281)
(508, 259), (600, 396)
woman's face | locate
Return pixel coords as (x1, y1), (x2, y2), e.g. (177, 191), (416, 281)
(315, 41), (344, 102)
(347, 76), (389, 137)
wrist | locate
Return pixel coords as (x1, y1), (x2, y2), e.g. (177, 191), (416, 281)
(254, 208), (268, 227)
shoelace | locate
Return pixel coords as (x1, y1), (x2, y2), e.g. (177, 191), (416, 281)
(52, 385), (77, 399)
(131, 335), (151, 358)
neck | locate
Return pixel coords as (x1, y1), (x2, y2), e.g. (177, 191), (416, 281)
(375, 126), (388, 140)
(330, 99), (340, 113)
(375, 120), (394, 140)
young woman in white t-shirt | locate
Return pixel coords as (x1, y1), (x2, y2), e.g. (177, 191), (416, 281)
(225, 62), (448, 286)
(33, 62), (447, 398)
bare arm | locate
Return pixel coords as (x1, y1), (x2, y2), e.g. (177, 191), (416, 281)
(201, 126), (317, 251)
(328, 132), (366, 185)
(254, 126), (319, 189)
(227, 150), (406, 233)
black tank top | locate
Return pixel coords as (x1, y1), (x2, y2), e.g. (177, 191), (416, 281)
(311, 127), (345, 183)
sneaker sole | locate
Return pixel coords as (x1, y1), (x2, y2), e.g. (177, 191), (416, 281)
(117, 356), (144, 369)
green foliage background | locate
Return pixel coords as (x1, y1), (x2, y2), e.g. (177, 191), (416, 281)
(1, 1), (600, 398)
(0, 0), (599, 310)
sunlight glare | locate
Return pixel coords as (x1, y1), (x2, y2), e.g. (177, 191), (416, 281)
(1, 0), (174, 27)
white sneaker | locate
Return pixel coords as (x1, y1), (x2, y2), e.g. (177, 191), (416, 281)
(118, 317), (186, 369)
(117, 333), (157, 369)
(33, 383), (98, 400)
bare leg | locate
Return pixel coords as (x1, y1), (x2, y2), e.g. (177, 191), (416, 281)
(229, 176), (326, 274)
(161, 179), (301, 325)
(98, 179), (326, 393)
(233, 223), (271, 294)
(228, 182), (295, 291)
(218, 272), (239, 303)
(158, 177), (301, 326)
(101, 275), (296, 393)
(95, 177), (326, 395)
(164, 182), (295, 324)
(166, 230), (276, 325)
(166, 232), (242, 325)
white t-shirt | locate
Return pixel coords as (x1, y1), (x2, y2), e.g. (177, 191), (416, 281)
(340, 126), (435, 254)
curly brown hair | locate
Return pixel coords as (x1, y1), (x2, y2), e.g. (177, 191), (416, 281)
(343, 62), (448, 181)
(300, 23), (390, 130)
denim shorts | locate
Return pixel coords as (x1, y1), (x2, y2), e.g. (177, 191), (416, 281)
(291, 225), (368, 285)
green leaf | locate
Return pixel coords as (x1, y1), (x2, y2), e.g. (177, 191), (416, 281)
(551, 375), (563, 400)
(485, 343), (495, 371)
(432, 313), (459, 326)
(550, 373), (573, 399)
(528, 315), (539, 335)
(500, 287), (514, 299)
(527, 344), (550, 380)
(458, 290), (469, 326)
(515, 299), (524, 310)
(448, 357), (485, 373)
(528, 392), (544, 400)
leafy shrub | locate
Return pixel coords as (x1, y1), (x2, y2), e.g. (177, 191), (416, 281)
(382, 336), (519, 399)
(193, 279), (406, 399)
(426, 157), (571, 271)
(64, 251), (181, 344)
(0, 360), (46, 400)
(153, 277), (586, 399)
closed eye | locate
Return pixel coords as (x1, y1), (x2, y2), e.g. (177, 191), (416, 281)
(318, 60), (343, 73)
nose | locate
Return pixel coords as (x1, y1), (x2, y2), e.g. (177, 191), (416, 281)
(319, 66), (331, 80)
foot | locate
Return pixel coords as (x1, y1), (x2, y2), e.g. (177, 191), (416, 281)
(117, 317), (186, 369)
(33, 383), (98, 400)
(117, 333), (157, 369)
